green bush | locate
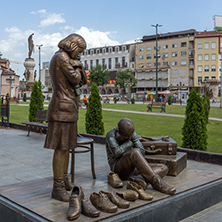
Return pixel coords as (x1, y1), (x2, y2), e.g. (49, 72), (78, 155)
(23, 93), (27, 102)
(28, 81), (44, 122)
(202, 94), (210, 124)
(85, 83), (104, 135)
(182, 89), (207, 151)
(131, 96), (135, 104)
(168, 96), (172, 105)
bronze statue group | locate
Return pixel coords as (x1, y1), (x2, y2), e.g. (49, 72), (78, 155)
(44, 34), (176, 221)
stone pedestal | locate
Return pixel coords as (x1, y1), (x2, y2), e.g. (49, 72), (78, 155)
(208, 79), (220, 101)
(23, 58), (36, 91)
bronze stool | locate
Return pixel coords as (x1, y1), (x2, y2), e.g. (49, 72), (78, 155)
(70, 136), (96, 183)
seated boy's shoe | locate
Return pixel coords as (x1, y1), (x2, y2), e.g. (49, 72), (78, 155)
(150, 174), (176, 195)
(108, 171), (123, 188)
(52, 178), (70, 202)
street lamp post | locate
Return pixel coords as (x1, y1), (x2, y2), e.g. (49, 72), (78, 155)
(37, 44), (43, 81)
(152, 24), (162, 102)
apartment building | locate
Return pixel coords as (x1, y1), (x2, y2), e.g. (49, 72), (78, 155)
(195, 30), (222, 87)
(135, 29), (195, 98)
(80, 44), (135, 95)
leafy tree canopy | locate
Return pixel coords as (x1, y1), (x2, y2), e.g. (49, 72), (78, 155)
(89, 64), (110, 86)
(115, 69), (137, 90)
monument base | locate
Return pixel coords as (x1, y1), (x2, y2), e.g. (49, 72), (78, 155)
(0, 161), (222, 222)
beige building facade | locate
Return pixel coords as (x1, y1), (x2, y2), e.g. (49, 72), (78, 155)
(135, 29), (195, 94)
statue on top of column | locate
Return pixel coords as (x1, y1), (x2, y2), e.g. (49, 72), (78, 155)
(28, 33), (34, 58)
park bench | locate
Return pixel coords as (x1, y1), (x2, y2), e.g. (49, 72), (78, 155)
(147, 101), (166, 113)
(22, 110), (48, 136)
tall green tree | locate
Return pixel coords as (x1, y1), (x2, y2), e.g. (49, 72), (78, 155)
(115, 69), (137, 94)
(85, 83), (104, 135)
(182, 89), (207, 151)
(202, 94), (210, 124)
(89, 64), (110, 86)
(29, 81), (44, 122)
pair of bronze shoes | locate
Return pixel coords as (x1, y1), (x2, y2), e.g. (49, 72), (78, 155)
(67, 185), (100, 221)
(90, 190), (130, 213)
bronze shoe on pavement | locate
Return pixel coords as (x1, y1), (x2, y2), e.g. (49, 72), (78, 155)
(150, 174), (176, 195)
(115, 190), (139, 201)
(127, 181), (153, 201)
(51, 178), (70, 202)
(90, 191), (118, 213)
(82, 198), (100, 218)
(108, 171), (124, 188)
(67, 185), (84, 221)
(129, 176), (148, 190)
(100, 190), (130, 209)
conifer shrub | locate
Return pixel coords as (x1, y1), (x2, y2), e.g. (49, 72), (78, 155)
(168, 96), (172, 105)
(202, 94), (210, 124)
(85, 82), (104, 135)
(182, 89), (207, 151)
(23, 93), (27, 102)
(29, 81), (44, 122)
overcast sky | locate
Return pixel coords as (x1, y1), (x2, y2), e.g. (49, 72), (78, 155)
(0, 0), (221, 79)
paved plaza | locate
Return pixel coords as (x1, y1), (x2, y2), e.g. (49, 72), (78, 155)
(0, 126), (222, 221)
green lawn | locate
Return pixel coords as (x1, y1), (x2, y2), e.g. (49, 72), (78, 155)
(7, 104), (222, 154)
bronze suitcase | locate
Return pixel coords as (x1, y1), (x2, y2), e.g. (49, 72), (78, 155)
(140, 136), (177, 155)
(145, 152), (187, 176)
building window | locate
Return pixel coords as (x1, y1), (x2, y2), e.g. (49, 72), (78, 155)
(181, 51), (187, 56)
(154, 46), (160, 50)
(96, 59), (99, 65)
(163, 53), (168, 58)
(90, 50), (94, 55)
(139, 55), (144, 59)
(115, 57), (118, 68)
(211, 76), (216, 80)
(147, 46), (152, 51)
(181, 60), (187, 65)
(115, 47), (119, 52)
(146, 54), (151, 59)
(198, 77), (202, 84)
(204, 54), (209, 61)
(85, 50), (88, 55)
(204, 43), (209, 49)
(204, 65), (209, 72)
(139, 63), (144, 68)
(211, 65), (216, 72)
(163, 44), (168, 49)
(102, 48), (106, 53)
(181, 42), (187, 47)
(122, 57), (125, 67)
(211, 42), (216, 49)
(198, 43), (202, 49)
(146, 63), (151, 67)
(90, 60), (93, 68)
(198, 65), (202, 72)
(154, 54), (160, 58)
(96, 49), (100, 54)
(211, 54), (216, 60)
(84, 61), (87, 70)
(163, 62), (169, 66)
(139, 47), (144, 52)
(122, 46), (126, 51)
(172, 52), (177, 57)
(154, 62), (160, 67)
(220, 65), (222, 71)
(109, 48), (112, 53)
(198, 54), (202, 61)
(172, 61), (177, 66)
(172, 43), (177, 48)
(108, 58), (112, 69)
(102, 59), (105, 67)
(204, 76), (209, 81)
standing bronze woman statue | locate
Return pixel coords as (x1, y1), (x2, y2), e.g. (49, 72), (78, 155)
(44, 34), (87, 202)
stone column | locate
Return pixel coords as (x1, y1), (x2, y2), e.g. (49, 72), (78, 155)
(23, 58), (36, 91)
